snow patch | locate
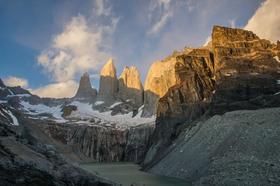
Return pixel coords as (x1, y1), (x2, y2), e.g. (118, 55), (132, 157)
(94, 101), (104, 106)
(2, 109), (19, 126)
(0, 100), (7, 104)
(277, 80), (280, 84)
(20, 101), (66, 122)
(8, 94), (31, 98)
(109, 101), (122, 108)
(69, 101), (155, 129)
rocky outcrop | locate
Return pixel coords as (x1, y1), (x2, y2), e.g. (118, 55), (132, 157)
(148, 107), (280, 185)
(210, 25), (280, 115)
(142, 48), (192, 116)
(118, 66), (144, 106)
(74, 72), (97, 102)
(99, 58), (118, 101)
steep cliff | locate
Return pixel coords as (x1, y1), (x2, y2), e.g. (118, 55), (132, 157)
(142, 48), (192, 116)
(143, 26), (280, 171)
(144, 49), (216, 166)
(210, 25), (280, 115)
(35, 121), (154, 163)
(99, 58), (118, 101)
(118, 66), (144, 106)
(74, 72), (97, 102)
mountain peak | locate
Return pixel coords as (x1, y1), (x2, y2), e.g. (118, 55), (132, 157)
(74, 72), (97, 101)
(0, 78), (5, 87)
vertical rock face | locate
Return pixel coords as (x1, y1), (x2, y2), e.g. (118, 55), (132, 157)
(74, 72), (97, 102)
(98, 58), (118, 101)
(143, 26), (280, 169)
(142, 49), (192, 116)
(144, 49), (216, 166)
(118, 66), (144, 106)
(43, 122), (154, 162)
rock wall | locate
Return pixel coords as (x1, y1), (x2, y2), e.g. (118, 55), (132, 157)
(43, 122), (155, 163)
(144, 49), (216, 166)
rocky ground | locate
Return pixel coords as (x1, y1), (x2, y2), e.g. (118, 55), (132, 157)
(147, 107), (280, 186)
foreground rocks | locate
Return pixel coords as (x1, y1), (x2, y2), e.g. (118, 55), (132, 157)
(148, 108), (280, 185)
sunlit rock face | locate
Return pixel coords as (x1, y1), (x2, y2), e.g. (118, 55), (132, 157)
(118, 66), (144, 106)
(143, 26), (280, 169)
(74, 72), (97, 102)
(98, 58), (118, 101)
(142, 48), (192, 117)
(144, 49), (216, 166)
(210, 25), (280, 115)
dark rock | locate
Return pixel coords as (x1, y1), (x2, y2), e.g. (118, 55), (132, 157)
(74, 72), (97, 102)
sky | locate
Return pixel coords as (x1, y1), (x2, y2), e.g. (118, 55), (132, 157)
(0, 0), (279, 98)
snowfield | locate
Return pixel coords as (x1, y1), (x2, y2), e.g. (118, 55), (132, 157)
(19, 100), (155, 129)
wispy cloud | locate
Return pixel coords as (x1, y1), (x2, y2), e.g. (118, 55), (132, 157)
(245, 0), (280, 42)
(147, 0), (173, 35)
(3, 76), (29, 88)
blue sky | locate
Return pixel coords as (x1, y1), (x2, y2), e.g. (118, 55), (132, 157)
(1, 0), (279, 98)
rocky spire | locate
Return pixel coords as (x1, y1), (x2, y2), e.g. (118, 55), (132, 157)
(98, 58), (118, 101)
(74, 72), (97, 101)
(118, 66), (143, 106)
(0, 78), (5, 87)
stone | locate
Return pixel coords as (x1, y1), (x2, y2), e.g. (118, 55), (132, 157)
(98, 58), (118, 101)
(118, 66), (144, 106)
(74, 72), (97, 102)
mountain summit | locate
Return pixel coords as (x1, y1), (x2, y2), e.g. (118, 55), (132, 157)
(98, 58), (118, 101)
(74, 72), (97, 101)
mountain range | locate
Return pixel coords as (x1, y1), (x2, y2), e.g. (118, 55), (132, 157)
(1, 25), (280, 185)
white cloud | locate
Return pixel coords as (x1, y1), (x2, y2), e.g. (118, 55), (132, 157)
(37, 14), (118, 82)
(244, 0), (280, 42)
(147, 0), (173, 35)
(33, 0), (119, 99)
(31, 80), (78, 98)
(3, 76), (29, 88)
(95, 0), (112, 16)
